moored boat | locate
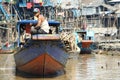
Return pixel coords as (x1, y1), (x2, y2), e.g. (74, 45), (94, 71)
(14, 20), (68, 76)
(0, 42), (16, 54)
(78, 40), (93, 54)
(77, 30), (95, 54)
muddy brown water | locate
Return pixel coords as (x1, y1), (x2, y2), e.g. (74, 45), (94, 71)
(0, 53), (120, 80)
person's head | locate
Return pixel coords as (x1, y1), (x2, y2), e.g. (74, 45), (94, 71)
(33, 8), (40, 17)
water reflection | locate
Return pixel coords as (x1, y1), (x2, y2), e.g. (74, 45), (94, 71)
(0, 68), (15, 80)
(0, 53), (120, 80)
(0, 54), (15, 80)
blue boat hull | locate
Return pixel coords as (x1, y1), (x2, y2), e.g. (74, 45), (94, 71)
(77, 40), (93, 54)
(14, 40), (68, 76)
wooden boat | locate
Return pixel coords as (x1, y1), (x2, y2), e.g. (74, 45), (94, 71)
(0, 42), (16, 54)
(78, 40), (93, 54)
(77, 30), (95, 54)
(14, 20), (68, 76)
(0, 49), (14, 54)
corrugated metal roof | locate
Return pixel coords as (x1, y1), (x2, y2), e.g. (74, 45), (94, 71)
(101, 4), (117, 11)
(109, 0), (120, 3)
(81, 0), (104, 6)
(115, 9), (120, 13)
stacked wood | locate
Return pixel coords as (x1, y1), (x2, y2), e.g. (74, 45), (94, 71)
(60, 32), (81, 52)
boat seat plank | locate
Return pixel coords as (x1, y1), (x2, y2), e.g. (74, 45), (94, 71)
(32, 34), (60, 40)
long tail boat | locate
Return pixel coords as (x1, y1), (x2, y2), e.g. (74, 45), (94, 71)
(77, 30), (95, 54)
(14, 20), (68, 76)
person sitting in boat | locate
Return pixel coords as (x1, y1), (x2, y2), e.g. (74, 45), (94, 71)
(31, 8), (50, 34)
